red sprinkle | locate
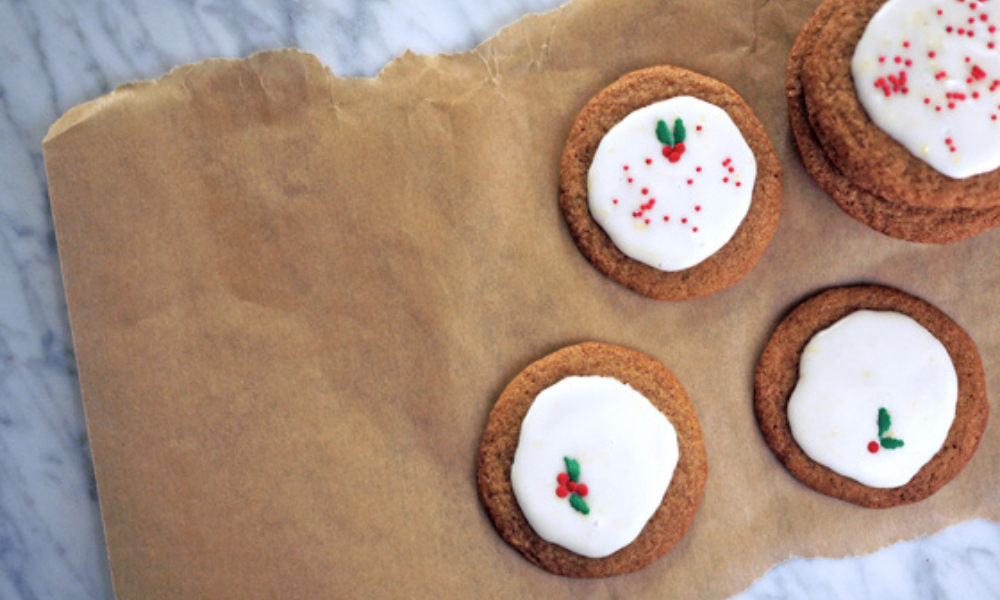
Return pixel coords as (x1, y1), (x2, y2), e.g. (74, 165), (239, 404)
(663, 216), (670, 222)
(681, 218), (688, 224)
(736, 181), (742, 187)
(644, 219), (650, 224)
(696, 166), (702, 172)
(723, 177), (729, 183)
(973, 65), (987, 80)
(728, 167), (735, 173)
(696, 125), (703, 131)
(929, 51), (937, 58)
(695, 205), (701, 211)
(623, 165), (629, 171)
(692, 227), (699, 233)
(687, 179), (693, 185)
(879, 56), (886, 63)
(645, 158), (652, 165)
(894, 56), (902, 64)
(612, 199), (618, 204)
(641, 188), (649, 195)
(628, 178), (633, 183)
(868, 441), (880, 454)
(903, 41), (910, 48)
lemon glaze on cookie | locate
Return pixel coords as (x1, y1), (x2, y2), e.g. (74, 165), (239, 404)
(788, 311), (958, 488)
(587, 97), (757, 271)
(510, 376), (678, 558)
(852, 0), (1000, 178)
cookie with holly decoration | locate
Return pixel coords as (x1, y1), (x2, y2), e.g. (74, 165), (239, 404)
(755, 285), (988, 508)
(788, 0), (1000, 242)
(477, 342), (707, 577)
(559, 66), (782, 301)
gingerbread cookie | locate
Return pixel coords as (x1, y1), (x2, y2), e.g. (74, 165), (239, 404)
(789, 0), (1000, 242)
(478, 342), (707, 577)
(560, 66), (782, 300)
(755, 285), (988, 508)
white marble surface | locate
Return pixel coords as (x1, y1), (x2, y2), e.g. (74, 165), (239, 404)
(0, 0), (997, 598)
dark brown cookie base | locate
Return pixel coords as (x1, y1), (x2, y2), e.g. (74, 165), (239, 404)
(560, 66), (782, 300)
(787, 0), (1000, 243)
(755, 285), (988, 508)
(478, 342), (708, 577)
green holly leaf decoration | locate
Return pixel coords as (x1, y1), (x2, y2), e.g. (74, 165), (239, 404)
(564, 457), (581, 483)
(673, 118), (686, 144)
(656, 119), (674, 146)
(878, 407), (891, 437)
(569, 494), (590, 515)
(881, 437), (905, 450)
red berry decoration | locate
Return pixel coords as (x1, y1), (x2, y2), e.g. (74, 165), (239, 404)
(868, 441), (880, 454)
(655, 118), (687, 164)
(555, 457), (590, 515)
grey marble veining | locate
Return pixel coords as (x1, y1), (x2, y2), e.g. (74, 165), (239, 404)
(0, 1), (997, 598)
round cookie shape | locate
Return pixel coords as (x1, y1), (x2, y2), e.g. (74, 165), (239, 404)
(478, 342), (707, 577)
(560, 66), (782, 301)
(511, 376), (679, 558)
(755, 285), (988, 509)
(800, 0), (1000, 210)
(851, 0), (1000, 179)
(588, 97), (757, 271)
(786, 0), (1000, 244)
(788, 311), (958, 489)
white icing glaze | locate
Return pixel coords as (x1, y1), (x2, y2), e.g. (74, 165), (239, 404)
(852, 0), (1000, 178)
(587, 96), (757, 271)
(788, 311), (958, 489)
(510, 376), (678, 558)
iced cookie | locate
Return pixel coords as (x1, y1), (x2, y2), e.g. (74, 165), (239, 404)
(477, 342), (707, 577)
(789, 0), (1000, 242)
(755, 285), (988, 508)
(560, 66), (782, 300)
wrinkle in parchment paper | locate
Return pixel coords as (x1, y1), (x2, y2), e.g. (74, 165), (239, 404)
(43, 0), (998, 598)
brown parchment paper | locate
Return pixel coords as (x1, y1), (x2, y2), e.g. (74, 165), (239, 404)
(42, 0), (1000, 598)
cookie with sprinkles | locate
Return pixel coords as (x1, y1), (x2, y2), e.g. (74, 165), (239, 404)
(560, 66), (782, 301)
(477, 342), (707, 577)
(800, 0), (1000, 212)
(787, 0), (1000, 243)
(755, 285), (988, 508)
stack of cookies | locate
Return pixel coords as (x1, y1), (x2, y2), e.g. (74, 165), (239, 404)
(788, 0), (1000, 243)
